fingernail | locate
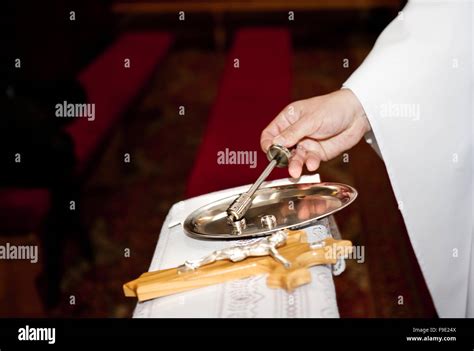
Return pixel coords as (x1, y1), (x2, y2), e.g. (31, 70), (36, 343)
(289, 164), (301, 179)
(273, 136), (286, 146)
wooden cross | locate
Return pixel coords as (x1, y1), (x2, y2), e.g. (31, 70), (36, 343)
(124, 230), (353, 302)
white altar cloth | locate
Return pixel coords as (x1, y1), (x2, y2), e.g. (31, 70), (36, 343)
(133, 174), (343, 318)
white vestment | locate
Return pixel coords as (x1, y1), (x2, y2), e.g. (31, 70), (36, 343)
(343, 0), (473, 317)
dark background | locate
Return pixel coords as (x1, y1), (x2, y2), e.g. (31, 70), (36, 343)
(0, 0), (435, 318)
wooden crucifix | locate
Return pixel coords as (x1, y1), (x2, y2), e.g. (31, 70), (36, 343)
(124, 229), (353, 302)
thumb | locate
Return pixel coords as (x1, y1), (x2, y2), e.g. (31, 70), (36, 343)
(272, 117), (309, 148)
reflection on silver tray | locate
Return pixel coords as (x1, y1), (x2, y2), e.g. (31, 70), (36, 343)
(183, 182), (357, 240)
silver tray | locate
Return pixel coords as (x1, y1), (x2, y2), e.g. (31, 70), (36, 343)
(183, 182), (357, 240)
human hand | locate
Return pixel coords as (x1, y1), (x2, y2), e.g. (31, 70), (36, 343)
(260, 89), (370, 178)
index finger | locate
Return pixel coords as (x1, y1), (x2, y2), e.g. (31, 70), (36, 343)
(260, 103), (301, 152)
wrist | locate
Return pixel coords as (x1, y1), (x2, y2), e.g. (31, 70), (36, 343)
(340, 88), (371, 133)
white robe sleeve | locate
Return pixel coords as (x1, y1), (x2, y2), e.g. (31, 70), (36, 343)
(343, 0), (473, 317)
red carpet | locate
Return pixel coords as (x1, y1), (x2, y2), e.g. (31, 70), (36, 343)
(68, 32), (174, 177)
(0, 32), (173, 233)
(186, 28), (291, 197)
